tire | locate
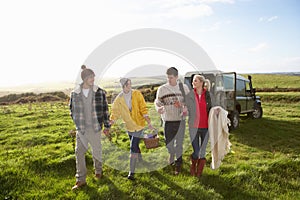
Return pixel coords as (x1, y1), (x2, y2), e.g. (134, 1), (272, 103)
(229, 110), (239, 131)
(252, 105), (263, 119)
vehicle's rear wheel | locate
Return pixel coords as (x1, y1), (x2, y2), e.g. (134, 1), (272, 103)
(229, 110), (239, 131)
(252, 105), (263, 119)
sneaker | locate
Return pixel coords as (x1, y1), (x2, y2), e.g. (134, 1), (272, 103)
(72, 181), (87, 190)
(127, 173), (135, 180)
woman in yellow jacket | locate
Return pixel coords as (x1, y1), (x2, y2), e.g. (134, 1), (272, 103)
(110, 78), (153, 180)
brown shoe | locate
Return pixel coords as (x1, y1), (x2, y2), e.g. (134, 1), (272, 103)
(72, 181), (87, 190)
(95, 173), (102, 179)
(174, 165), (181, 175)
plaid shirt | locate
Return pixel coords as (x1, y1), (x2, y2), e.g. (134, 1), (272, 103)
(69, 85), (110, 133)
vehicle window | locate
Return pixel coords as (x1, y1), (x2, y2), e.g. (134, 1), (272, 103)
(223, 74), (235, 91)
(236, 79), (246, 96)
(184, 77), (193, 89)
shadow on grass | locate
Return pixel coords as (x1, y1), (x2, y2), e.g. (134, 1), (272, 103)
(26, 155), (78, 177)
(231, 117), (300, 154)
(199, 173), (267, 200)
(150, 170), (188, 199)
(0, 170), (34, 200)
(139, 169), (261, 200)
(74, 175), (127, 200)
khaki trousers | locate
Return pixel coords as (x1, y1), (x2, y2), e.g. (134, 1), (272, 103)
(75, 127), (102, 182)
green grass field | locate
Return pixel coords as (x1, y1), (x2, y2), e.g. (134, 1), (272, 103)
(1, 99), (299, 199)
(257, 92), (300, 103)
(243, 74), (300, 89)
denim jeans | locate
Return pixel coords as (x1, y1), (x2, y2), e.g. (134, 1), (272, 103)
(164, 120), (185, 165)
(127, 129), (143, 156)
(127, 129), (143, 174)
(189, 127), (208, 159)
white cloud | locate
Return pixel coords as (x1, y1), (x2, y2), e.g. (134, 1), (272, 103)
(248, 43), (268, 52)
(144, 0), (234, 19)
(268, 16), (279, 22)
(153, 0), (234, 9)
(259, 16), (279, 22)
(154, 0), (192, 9)
(200, 0), (234, 3)
(199, 20), (232, 32)
(199, 22), (221, 32)
(159, 4), (214, 19)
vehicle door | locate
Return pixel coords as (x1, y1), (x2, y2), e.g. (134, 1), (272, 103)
(236, 78), (247, 113)
(215, 72), (236, 112)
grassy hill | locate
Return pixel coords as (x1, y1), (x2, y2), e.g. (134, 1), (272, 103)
(0, 100), (299, 199)
(242, 73), (300, 90)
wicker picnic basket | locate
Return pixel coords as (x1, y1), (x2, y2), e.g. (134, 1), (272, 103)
(143, 128), (159, 149)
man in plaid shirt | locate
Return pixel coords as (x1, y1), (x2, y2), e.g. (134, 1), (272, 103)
(69, 65), (110, 190)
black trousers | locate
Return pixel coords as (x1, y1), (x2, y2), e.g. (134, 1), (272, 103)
(164, 120), (185, 165)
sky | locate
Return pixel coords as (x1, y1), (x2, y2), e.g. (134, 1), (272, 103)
(0, 0), (299, 88)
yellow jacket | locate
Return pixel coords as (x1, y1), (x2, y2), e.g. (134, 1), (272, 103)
(110, 90), (148, 132)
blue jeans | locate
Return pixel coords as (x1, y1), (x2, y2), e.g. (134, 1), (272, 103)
(127, 129), (143, 174)
(127, 129), (143, 156)
(189, 128), (208, 159)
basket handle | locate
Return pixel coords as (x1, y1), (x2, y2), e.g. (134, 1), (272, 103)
(142, 128), (158, 138)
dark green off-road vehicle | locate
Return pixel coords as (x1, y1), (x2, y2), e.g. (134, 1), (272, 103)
(184, 71), (263, 130)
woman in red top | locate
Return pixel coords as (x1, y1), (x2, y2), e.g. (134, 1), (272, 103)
(186, 75), (212, 177)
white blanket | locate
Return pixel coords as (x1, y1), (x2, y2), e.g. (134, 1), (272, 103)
(209, 106), (231, 169)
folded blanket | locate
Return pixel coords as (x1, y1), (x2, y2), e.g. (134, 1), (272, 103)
(209, 106), (231, 169)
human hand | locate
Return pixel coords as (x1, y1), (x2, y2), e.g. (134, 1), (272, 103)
(103, 128), (112, 141)
(174, 101), (181, 108)
(158, 106), (165, 114)
(181, 106), (188, 117)
(103, 128), (109, 135)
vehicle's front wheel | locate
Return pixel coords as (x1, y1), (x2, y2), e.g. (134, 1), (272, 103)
(229, 110), (239, 131)
(252, 105), (263, 119)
